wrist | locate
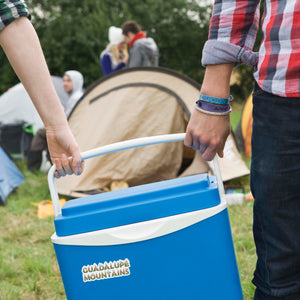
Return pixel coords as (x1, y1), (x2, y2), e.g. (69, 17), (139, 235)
(44, 109), (68, 130)
(195, 93), (233, 116)
(199, 93), (233, 105)
(201, 63), (234, 98)
(45, 121), (69, 132)
(195, 101), (232, 116)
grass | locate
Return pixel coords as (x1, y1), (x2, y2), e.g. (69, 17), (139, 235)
(229, 204), (256, 299)
(0, 164), (66, 300)
(1, 116), (256, 299)
(228, 102), (256, 299)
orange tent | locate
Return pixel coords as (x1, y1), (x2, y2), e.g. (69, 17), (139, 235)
(241, 93), (253, 157)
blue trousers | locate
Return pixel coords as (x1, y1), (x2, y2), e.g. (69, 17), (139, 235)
(251, 83), (300, 299)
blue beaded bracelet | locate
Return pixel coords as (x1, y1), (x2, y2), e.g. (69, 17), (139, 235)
(199, 93), (233, 105)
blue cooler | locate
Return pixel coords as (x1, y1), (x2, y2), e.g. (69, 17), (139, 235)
(48, 134), (243, 300)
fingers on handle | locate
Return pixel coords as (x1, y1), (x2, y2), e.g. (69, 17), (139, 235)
(202, 138), (227, 161)
(53, 158), (65, 178)
(192, 136), (201, 152)
(61, 154), (73, 175)
(70, 148), (84, 176)
(184, 131), (193, 148)
(202, 145), (217, 161)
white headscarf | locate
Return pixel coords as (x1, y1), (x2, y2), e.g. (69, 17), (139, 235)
(64, 70), (84, 117)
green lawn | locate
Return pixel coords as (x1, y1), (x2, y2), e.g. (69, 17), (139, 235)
(0, 157), (256, 299)
(0, 166), (65, 300)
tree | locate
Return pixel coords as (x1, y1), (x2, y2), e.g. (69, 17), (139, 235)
(0, 0), (212, 94)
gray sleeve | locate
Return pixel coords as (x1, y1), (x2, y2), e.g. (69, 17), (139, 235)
(201, 40), (259, 67)
(127, 45), (143, 68)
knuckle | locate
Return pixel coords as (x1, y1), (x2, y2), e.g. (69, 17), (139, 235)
(210, 141), (219, 149)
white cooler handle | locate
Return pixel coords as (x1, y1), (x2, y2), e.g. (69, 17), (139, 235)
(48, 133), (225, 217)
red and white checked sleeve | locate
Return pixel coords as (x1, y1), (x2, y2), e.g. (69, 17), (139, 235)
(202, 0), (261, 67)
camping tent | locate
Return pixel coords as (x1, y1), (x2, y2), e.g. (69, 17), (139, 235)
(0, 76), (68, 157)
(240, 93), (253, 157)
(56, 67), (249, 197)
(234, 92), (253, 157)
(0, 145), (24, 205)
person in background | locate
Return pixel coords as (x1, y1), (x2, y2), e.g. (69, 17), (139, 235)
(184, 1), (300, 299)
(28, 70), (84, 171)
(121, 20), (159, 68)
(62, 70), (84, 117)
(100, 26), (128, 76)
(0, 1), (83, 178)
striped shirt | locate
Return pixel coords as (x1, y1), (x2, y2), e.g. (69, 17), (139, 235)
(0, 0), (30, 31)
(202, 0), (300, 97)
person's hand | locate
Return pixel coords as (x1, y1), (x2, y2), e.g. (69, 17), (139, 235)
(184, 109), (230, 161)
(46, 124), (84, 178)
(122, 50), (129, 64)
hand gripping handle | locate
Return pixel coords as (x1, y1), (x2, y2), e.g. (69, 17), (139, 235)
(48, 133), (225, 217)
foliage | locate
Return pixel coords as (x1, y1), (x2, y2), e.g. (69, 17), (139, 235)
(0, 0), (266, 105)
(0, 0), (212, 93)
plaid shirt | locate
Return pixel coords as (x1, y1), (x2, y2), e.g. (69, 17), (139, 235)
(0, 0), (30, 31)
(202, 0), (300, 98)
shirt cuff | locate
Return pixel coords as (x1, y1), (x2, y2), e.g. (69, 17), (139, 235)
(0, 0), (31, 31)
(201, 40), (258, 68)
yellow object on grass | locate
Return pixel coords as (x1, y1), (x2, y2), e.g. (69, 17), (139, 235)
(110, 180), (129, 191)
(31, 199), (66, 219)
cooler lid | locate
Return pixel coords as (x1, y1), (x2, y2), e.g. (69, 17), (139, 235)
(54, 174), (220, 236)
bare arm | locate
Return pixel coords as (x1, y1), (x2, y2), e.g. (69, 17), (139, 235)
(184, 63), (234, 161)
(0, 17), (83, 177)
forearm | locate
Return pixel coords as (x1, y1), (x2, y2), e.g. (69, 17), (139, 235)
(101, 55), (113, 75)
(0, 17), (67, 129)
(113, 62), (126, 72)
(200, 63), (234, 98)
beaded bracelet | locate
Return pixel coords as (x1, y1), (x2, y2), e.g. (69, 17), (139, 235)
(195, 100), (232, 116)
(199, 93), (233, 105)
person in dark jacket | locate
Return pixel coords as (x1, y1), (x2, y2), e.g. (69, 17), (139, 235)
(121, 21), (159, 68)
(100, 26), (128, 75)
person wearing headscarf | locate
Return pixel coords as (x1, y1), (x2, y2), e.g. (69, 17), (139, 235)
(63, 70), (84, 117)
(100, 26), (128, 75)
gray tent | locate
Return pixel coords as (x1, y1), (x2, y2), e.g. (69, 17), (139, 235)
(0, 76), (68, 157)
(56, 67), (249, 197)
